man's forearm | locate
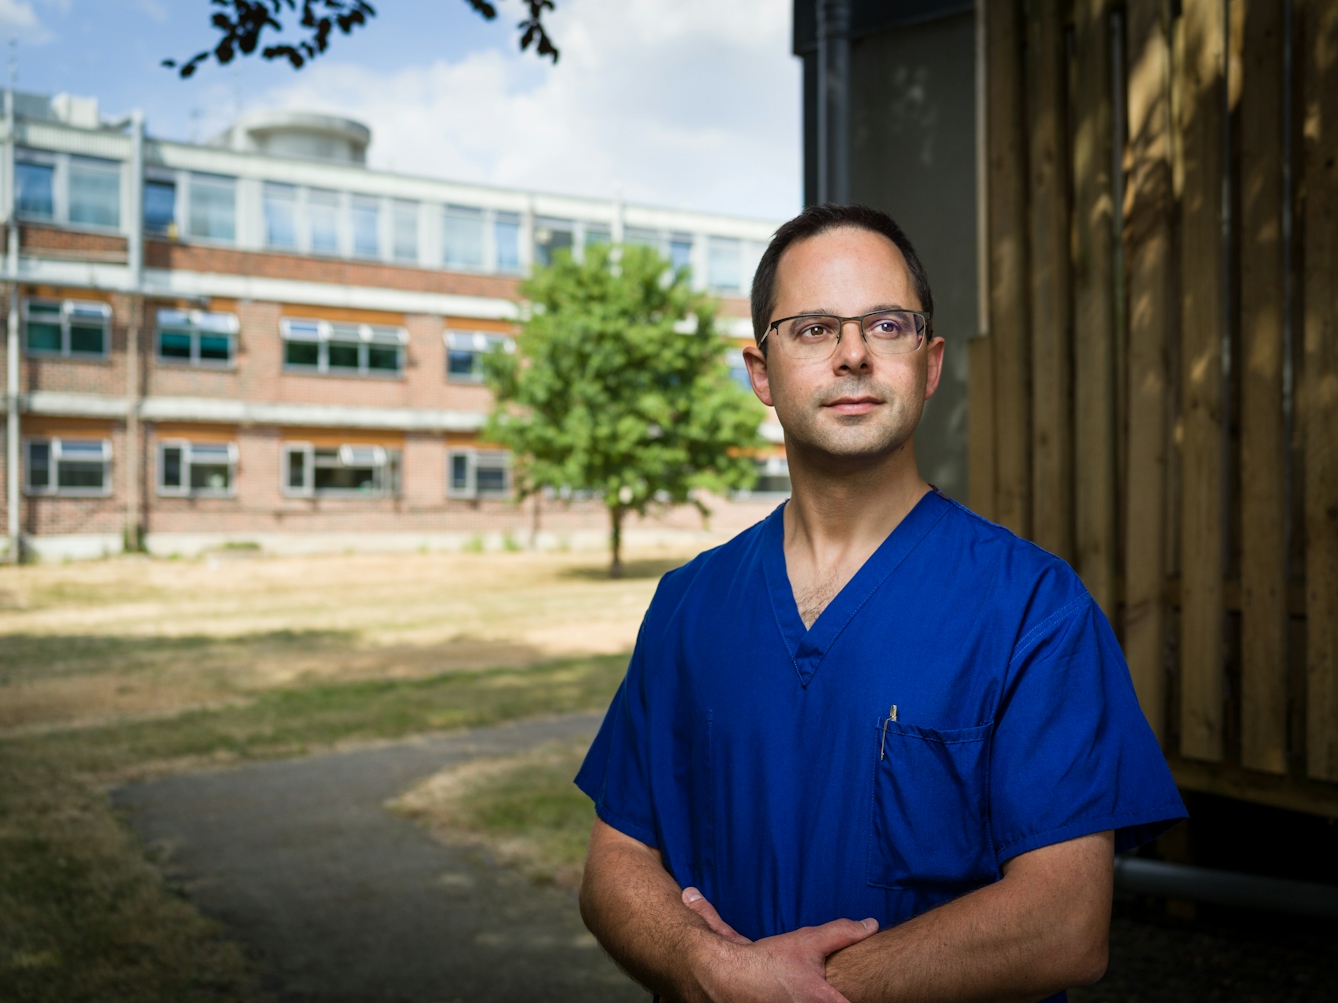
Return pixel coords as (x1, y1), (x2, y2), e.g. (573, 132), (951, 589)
(825, 832), (1115, 1003)
(579, 818), (721, 1002)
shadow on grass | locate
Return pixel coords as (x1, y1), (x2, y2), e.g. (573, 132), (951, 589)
(558, 557), (689, 582)
(0, 629), (358, 687)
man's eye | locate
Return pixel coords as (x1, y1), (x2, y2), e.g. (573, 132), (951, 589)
(799, 324), (830, 338)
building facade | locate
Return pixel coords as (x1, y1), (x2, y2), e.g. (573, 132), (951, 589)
(0, 97), (787, 561)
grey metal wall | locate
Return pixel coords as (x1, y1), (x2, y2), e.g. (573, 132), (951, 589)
(848, 11), (977, 501)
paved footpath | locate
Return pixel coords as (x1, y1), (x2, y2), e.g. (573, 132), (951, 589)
(114, 713), (647, 1003)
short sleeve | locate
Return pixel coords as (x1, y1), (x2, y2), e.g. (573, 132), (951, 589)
(574, 631), (660, 849)
(989, 597), (1186, 864)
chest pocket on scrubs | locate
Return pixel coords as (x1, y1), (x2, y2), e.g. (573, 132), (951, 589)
(867, 719), (996, 890)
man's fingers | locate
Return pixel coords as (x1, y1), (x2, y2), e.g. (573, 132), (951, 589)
(803, 916), (880, 957)
(681, 886), (752, 944)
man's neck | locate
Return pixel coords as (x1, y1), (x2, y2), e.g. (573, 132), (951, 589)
(781, 438), (930, 628)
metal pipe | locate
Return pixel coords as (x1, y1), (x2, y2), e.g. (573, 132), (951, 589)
(816, 0), (851, 204)
(124, 109), (144, 552)
(5, 76), (18, 563)
(1114, 856), (1338, 920)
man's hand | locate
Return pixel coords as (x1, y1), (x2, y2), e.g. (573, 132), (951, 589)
(680, 886), (878, 1003)
(581, 818), (877, 1003)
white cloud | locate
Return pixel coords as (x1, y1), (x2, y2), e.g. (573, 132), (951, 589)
(0, 0), (55, 43)
(258, 0), (799, 220)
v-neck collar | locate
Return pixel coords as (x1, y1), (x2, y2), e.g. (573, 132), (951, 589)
(761, 490), (950, 688)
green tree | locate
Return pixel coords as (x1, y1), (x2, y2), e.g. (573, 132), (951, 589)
(484, 242), (763, 577)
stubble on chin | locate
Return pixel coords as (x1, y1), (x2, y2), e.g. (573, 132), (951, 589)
(777, 377), (922, 460)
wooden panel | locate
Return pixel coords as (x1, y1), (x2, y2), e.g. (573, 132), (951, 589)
(1025, 0), (1073, 563)
(967, 335), (996, 520)
(1177, 0), (1227, 762)
(1238, 0), (1288, 774)
(984, 0), (1031, 538)
(1303, 0), (1338, 782)
(1123, 0), (1174, 744)
(1071, 0), (1118, 619)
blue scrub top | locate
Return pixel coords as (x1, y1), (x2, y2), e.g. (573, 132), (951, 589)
(577, 490), (1185, 991)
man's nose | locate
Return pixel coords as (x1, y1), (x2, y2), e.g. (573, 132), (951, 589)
(834, 318), (871, 369)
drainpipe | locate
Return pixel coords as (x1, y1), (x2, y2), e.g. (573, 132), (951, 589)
(5, 82), (18, 563)
(124, 109), (144, 553)
(816, 0), (851, 205)
(1114, 856), (1338, 920)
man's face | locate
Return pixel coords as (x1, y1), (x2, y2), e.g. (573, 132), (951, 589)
(744, 226), (945, 464)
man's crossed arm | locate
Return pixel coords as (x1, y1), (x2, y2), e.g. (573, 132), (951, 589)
(578, 817), (1114, 1003)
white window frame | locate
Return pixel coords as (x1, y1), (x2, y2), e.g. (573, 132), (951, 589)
(23, 298), (112, 359)
(14, 148), (125, 233)
(23, 436), (113, 497)
(282, 442), (401, 498)
(447, 448), (511, 499)
(155, 309), (240, 368)
(280, 318), (408, 378)
(444, 330), (514, 383)
(187, 172), (238, 245)
(157, 439), (239, 497)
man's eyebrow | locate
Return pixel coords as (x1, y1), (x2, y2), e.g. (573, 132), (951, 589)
(784, 304), (913, 316)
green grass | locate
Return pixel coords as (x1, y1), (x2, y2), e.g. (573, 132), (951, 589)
(0, 653), (629, 1003)
(396, 739), (597, 888)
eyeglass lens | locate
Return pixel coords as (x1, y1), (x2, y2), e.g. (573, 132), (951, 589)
(774, 312), (925, 358)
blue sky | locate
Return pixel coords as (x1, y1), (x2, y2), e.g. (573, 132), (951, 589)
(2, 0), (800, 219)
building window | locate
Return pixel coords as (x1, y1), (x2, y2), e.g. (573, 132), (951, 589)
(351, 195), (380, 258)
(282, 442), (401, 497)
(533, 217), (574, 266)
(495, 212), (520, 273)
(67, 156), (121, 228)
(144, 179), (177, 237)
(158, 440), (237, 496)
(189, 174), (236, 242)
(281, 318), (407, 377)
(15, 159), (54, 220)
(737, 456), (790, 498)
(708, 236), (742, 292)
(23, 299), (111, 358)
(443, 205), (484, 269)
(447, 448), (510, 499)
(156, 309), (239, 367)
(308, 189), (341, 254)
(264, 183), (298, 250)
(445, 330), (513, 383)
(25, 437), (112, 496)
(670, 233), (694, 272)
(392, 200), (418, 262)
(624, 226), (661, 251)
(585, 224), (611, 249)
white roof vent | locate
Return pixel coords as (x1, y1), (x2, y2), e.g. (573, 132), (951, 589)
(51, 93), (100, 128)
(212, 109), (371, 164)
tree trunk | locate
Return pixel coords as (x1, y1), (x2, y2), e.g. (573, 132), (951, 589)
(608, 505), (624, 578)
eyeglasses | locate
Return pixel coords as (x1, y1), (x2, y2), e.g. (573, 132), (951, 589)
(760, 310), (932, 360)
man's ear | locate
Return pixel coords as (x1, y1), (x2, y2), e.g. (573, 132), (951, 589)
(742, 345), (774, 408)
(923, 337), (946, 401)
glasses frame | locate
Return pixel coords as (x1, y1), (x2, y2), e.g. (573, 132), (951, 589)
(760, 309), (933, 359)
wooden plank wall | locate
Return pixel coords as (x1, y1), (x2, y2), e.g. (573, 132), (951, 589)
(973, 0), (1338, 813)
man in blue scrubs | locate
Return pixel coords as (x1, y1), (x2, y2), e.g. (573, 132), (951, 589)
(575, 203), (1185, 1003)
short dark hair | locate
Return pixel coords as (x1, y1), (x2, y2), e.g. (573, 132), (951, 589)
(749, 203), (934, 345)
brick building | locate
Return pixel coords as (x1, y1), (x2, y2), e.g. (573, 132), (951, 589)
(0, 96), (787, 560)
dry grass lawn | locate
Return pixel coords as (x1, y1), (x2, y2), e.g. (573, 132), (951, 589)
(0, 547), (696, 736)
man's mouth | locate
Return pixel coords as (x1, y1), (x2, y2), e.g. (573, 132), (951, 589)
(823, 395), (883, 416)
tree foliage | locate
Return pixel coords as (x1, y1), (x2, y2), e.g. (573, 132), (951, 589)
(484, 243), (763, 576)
(165, 0), (557, 79)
